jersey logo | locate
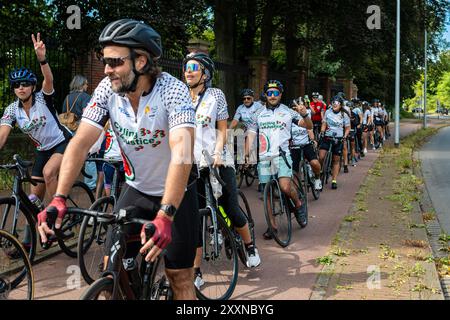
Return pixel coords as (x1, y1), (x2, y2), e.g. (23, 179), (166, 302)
(118, 105), (131, 118)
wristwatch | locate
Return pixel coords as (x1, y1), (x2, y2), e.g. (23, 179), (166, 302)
(39, 59), (48, 65)
(160, 204), (177, 218)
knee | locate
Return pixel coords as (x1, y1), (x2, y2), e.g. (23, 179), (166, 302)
(43, 166), (58, 182)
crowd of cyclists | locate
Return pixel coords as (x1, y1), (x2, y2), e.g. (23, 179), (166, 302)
(0, 19), (391, 300)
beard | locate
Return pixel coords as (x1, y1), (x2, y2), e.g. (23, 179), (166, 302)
(110, 71), (135, 94)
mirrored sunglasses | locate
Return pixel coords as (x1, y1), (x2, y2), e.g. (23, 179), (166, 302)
(266, 90), (280, 97)
(185, 63), (201, 72)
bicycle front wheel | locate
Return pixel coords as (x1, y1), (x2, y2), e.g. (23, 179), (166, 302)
(245, 165), (257, 187)
(263, 179), (291, 247)
(237, 190), (255, 266)
(196, 213), (238, 300)
(78, 196), (113, 284)
(79, 276), (125, 300)
(58, 181), (95, 258)
(0, 229), (34, 300)
(293, 173), (308, 228)
(0, 197), (36, 263)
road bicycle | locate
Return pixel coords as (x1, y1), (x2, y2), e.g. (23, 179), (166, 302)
(77, 157), (124, 284)
(196, 150), (252, 300)
(319, 136), (343, 188)
(0, 154), (95, 261)
(292, 143), (320, 202)
(47, 205), (171, 300)
(262, 147), (307, 248)
(236, 163), (258, 188)
(0, 229), (34, 300)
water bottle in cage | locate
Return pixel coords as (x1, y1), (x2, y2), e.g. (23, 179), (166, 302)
(210, 172), (222, 200)
(28, 194), (44, 210)
(306, 163), (314, 180)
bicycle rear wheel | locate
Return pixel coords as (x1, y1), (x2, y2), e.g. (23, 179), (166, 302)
(196, 212), (238, 300)
(263, 179), (291, 247)
(79, 276), (125, 300)
(0, 197), (36, 263)
(0, 229), (34, 300)
(245, 165), (257, 187)
(237, 190), (255, 266)
(78, 196), (113, 284)
(293, 173), (308, 228)
(58, 181), (95, 258)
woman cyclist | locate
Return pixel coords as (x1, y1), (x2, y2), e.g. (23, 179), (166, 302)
(182, 52), (261, 289)
(318, 95), (350, 190)
(0, 33), (72, 203)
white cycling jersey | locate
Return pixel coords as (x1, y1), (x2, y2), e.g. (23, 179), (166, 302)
(0, 90), (70, 151)
(104, 127), (121, 159)
(233, 101), (264, 132)
(248, 103), (302, 157)
(291, 109), (312, 147)
(323, 109), (350, 138)
(362, 109), (372, 125)
(193, 87), (234, 168)
(82, 73), (196, 196)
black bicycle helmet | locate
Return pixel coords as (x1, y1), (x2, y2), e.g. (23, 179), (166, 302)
(241, 88), (254, 97)
(99, 19), (162, 60)
(331, 95), (344, 105)
(183, 52), (215, 81)
(9, 67), (37, 85)
(263, 80), (284, 93)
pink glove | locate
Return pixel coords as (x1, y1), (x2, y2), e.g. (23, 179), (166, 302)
(37, 196), (67, 243)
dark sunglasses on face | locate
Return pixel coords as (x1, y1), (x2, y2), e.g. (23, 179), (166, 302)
(243, 97), (252, 101)
(100, 55), (131, 68)
(184, 63), (201, 72)
(266, 90), (280, 97)
(12, 82), (33, 89)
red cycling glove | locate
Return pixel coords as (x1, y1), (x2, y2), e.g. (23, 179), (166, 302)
(37, 196), (67, 228)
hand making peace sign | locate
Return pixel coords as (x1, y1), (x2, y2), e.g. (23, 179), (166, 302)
(31, 33), (46, 62)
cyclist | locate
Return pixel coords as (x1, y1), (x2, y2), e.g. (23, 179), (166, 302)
(318, 95), (350, 190)
(246, 80), (313, 237)
(310, 91), (327, 140)
(290, 97), (322, 191)
(37, 19), (199, 300)
(380, 103), (390, 139)
(350, 99), (363, 164)
(371, 99), (384, 149)
(341, 100), (352, 173)
(229, 88), (263, 165)
(182, 52), (261, 289)
(0, 33), (72, 203)
(361, 101), (373, 155)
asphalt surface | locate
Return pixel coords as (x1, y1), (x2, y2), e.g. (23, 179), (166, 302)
(419, 125), (450, 235)
(23, 121), (428, 300)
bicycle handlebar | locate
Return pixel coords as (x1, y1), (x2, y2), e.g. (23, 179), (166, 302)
(259, 147), (292, 170)
(201, 150), (227, 188)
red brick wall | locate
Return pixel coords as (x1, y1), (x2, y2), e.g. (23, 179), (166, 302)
(72, 51), (105, 95)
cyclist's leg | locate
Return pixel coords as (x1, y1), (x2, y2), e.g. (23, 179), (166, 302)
(277, 155), (300, 208)
(31, 150), (50, 200)
(102, 163), (114, 197)
(331, 141), (344, 181)
(304, 144), (321, 177)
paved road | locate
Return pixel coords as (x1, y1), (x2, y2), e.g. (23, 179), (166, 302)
(419, 126), (450, 235)
(28, 121), (428, 300)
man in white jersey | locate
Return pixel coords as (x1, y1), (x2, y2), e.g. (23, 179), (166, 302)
(37, 19), (199, 299)
(247, 80), (313, 236)
(230, 88), (263, 165)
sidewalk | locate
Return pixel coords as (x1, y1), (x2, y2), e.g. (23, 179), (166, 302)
(311, 123), (445, 300)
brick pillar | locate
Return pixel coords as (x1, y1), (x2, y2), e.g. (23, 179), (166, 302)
(318, 72), (331, 105)
(187, 39), (211, 54)
(247, 56), (268, 97)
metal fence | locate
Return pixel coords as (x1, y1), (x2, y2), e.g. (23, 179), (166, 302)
(0, 40), (73, 114)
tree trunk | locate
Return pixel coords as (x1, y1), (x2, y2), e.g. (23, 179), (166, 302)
(260, 2), (275, 57)
(214, 0), (237, 110)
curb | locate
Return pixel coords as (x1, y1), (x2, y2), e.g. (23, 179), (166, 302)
(414, 150), (450, 300)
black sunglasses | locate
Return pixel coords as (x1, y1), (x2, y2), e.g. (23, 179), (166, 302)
(12, 82), (33, 89)
(99, 55), (131, 68)
(243, 97), (252, 101)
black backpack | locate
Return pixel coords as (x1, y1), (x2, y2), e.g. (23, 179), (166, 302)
(350, 110), (360, 128)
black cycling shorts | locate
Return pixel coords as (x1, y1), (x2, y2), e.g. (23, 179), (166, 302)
(374, 119), (384, 127)
(291, 144), (318, 173)
(197, 166), (248, 244)
(106, 181), (199, 270)
(320, 137), (343, 156)
(31, 140), (68, 177)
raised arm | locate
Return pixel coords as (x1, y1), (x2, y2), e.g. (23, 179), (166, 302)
(32, 33), (53, 94)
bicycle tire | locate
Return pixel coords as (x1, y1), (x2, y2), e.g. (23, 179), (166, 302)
(57, 181), (95, 258)
(0, 229), (34, 300)
(245, 165), (257, 187)
(0, 197), (37, 264)
(306, 162), (320, 200)
(79, 276), (125, 300)
(78, 196), (113, 284)
(195, 214), (239, 300)
(236, 190), (255, 266)
(236, 167), (244, 189)
(147, 255), (173, 300)
(263, 179), (291, 247)
(293, 173), (308, 228)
